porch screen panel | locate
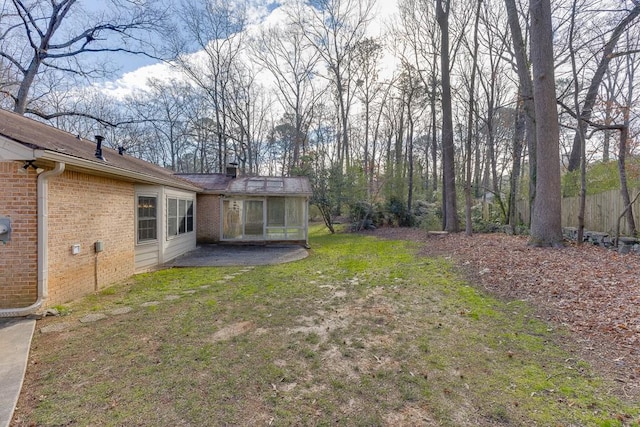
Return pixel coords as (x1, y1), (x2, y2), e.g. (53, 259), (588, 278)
(244, 200), (264, 238)
(223, 199), (243, 239)
(267, 197), (285, 226)
(285, 198), (305, 239)
(286, 198), (304, 224)
(266, 197), (285, 239)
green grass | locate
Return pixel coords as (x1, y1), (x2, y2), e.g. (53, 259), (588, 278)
(15, 225), (640, 427)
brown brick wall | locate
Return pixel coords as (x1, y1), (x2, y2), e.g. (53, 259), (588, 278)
(0, 162), (38, 309)
(196, 194), (221, 243)
(46, 170), (136, 306)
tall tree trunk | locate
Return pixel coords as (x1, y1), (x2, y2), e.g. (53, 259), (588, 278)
(430, 74), (439, 194)
(529, 0), (562, 246)
(566, 4), (640, 172)
(569, 0), (587, 245)
(436, 0), (459, 233)
(508, 93), (525, 229)
(465, 0), (481, 236)
(618, 49), (637, 237)
(504, 0), (536, 221)
(407, 109), (415, 221)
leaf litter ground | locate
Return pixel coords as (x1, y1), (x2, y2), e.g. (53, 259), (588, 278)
(372, 228), (640, 400)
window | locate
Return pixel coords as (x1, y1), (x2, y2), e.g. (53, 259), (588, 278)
(167, 197), (194, 238)
(137, 196), (157, 242)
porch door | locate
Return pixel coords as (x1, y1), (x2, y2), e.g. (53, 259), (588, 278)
(244, 200), (264, 238)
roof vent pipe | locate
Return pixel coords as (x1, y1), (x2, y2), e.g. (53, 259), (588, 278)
(118, 146), (126, 155)
(226, 162), (238, 179)
(95, 135), (105, 161)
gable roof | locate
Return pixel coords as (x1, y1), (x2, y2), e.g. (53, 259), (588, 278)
(0, 108), (200, 191)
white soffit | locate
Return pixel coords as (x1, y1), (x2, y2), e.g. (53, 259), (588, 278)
(0, 136), (34, 161)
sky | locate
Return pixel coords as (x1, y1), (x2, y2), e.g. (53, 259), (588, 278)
(97, 0), (399, 98)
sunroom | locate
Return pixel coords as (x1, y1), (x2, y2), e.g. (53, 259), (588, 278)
(221, 177), (311, 245)
(222, 196), (307, 241)
(177, 173), (312, 247)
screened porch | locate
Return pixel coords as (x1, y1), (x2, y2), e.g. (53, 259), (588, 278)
(221, 196), (307, 243)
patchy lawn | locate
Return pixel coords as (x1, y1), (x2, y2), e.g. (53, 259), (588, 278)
(12, 226), (640, 426)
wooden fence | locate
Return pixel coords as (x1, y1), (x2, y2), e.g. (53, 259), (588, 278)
(513, 188), (640, 236)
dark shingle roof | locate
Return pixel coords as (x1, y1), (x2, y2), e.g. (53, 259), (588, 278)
(176, 173), (233, 192)
(0, 108), (199, 190)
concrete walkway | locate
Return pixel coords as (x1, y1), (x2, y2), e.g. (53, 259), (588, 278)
(0, 318), (35, 427)
(164, 244), (309, 267)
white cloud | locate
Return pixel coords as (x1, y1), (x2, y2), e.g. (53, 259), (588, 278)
(96, 0), (400, 98)
(96, 59), (192, 99)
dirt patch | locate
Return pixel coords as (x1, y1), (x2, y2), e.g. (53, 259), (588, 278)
(368, 227), (640, 399)
(210, 321), (255, 342)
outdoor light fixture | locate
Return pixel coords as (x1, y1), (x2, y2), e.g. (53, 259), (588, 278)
(20, 160), (44, 174)
(22, 160), (36, 170)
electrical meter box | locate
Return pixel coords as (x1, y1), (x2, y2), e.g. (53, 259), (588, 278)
(0, 217), (11, 243)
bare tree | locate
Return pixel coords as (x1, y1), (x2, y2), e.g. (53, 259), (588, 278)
(170, 0), (247, 173)
(565, 2), (640, 172)
(289, 0), (374, 171)
(616, 30), (638, 237)
(504, 0), (537, 217)
(127, 78), (192, 171)
(250, 23), (321, 171)
(0, 0), (167, 118)
(463, 0), (482, 236)
(352, 37), (386, 197)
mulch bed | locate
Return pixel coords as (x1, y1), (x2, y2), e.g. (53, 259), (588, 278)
(367, 227), (640, 400)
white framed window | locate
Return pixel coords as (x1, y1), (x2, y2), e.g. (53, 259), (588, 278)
(167, 197), (193, 238)
(137, 196), (157, 243)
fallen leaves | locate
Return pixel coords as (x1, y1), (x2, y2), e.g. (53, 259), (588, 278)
(370, 228), (640, 398)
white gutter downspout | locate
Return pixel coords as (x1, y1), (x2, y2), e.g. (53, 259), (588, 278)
(0, 161), (65, 317)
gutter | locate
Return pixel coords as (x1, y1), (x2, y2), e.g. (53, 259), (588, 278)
(0, 162), (65, 317)
(36, 150), (201, 192)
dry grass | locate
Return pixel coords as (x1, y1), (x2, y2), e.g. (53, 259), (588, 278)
(12, 226), (639, 426)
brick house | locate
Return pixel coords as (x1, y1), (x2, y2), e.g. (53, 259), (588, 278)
(0, 109), (311, 316)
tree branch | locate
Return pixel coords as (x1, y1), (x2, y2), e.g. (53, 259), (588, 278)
(557, 99), (627, 131)
(24, 108), (150, 128)
(0, 52), (27, 74)
(607, 48), (640, 59)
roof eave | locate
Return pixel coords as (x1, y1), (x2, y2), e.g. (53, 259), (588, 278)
(36, 150), (202, 192)
(222, 192), (312, 197)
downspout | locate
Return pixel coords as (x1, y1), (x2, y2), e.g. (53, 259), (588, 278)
(0, 161), (65, 317)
